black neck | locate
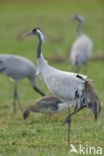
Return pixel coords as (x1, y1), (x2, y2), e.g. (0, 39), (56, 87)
(37, 36), (42, 59)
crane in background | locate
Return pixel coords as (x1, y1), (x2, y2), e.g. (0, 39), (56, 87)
(70, 15), (93, 72)
(0, 54), (45, 112)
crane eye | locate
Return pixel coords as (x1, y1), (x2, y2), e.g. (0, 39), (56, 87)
(32, 28), (37, 34)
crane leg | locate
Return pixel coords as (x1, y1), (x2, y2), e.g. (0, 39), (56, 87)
(33, 85), (46, 96)
(67, 108), (71, 146)
(83, 63), (88, 74)
(13, 82), (22, 112)
(49, 113), (52, 120)
(63, 105), (86, 124)
(63, 106), (86, 147)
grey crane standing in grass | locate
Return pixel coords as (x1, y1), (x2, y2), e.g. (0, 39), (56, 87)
(0, 54), (46, 112)
(70, 15), (93, 72)
(22, 27), (101, 146)
(23, 96), (69, 120)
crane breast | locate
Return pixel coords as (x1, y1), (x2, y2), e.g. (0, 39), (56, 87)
(70, 35), (93, 66)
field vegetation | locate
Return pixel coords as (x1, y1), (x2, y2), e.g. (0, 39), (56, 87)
(0, 0), (104, 155)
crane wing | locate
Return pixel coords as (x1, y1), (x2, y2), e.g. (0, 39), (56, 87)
(44, 71), (86, 101)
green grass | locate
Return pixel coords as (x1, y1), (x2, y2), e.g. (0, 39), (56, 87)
(0, 0), (104, 155)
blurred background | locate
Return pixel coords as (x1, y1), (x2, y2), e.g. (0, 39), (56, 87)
(0, 0), (104, 155)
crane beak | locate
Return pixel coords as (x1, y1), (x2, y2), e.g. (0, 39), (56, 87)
(21, 32), (33, 38)
(17, 32), (33, 41)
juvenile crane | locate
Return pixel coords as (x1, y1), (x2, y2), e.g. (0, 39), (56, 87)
(0, 54), (45, 112)
(70, 15), (93, 71)
(23, 96), (69, 120)
(23, 27), (101, 145)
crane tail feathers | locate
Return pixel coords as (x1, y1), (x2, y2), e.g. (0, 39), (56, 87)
(84, 81), (101, 121)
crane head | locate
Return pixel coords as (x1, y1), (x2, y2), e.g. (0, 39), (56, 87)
(69, 15), (84, 23)
(32, 27), (45, 40)
(74, 15), (84, 23)
(22, 27), (45, 41)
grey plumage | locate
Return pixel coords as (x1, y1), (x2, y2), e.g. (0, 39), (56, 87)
(0, 54), (45, 112)
(23, 96), (69, 119)
(70, 15), (93, 71)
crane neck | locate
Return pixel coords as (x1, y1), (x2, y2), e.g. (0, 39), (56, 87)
(37, 37), (42, 59)
(29, 104), (39, 113)
(76, 22), (82, 37)
(36, 34), (48, 75)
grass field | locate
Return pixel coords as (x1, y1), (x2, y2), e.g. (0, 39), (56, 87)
(0, 0), (104, 155)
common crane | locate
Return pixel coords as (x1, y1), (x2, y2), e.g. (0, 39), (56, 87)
(23, 27), (101, 146)
(23, 96), (69, 120)
(70, 15), (93, 72)
(0, 54), (45, 112)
